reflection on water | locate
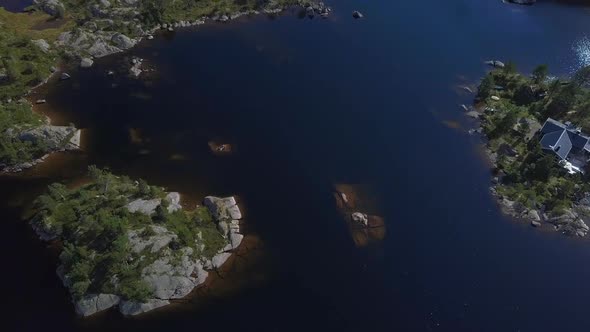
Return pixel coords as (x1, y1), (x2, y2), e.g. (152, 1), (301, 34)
(573, 37), (590, 71)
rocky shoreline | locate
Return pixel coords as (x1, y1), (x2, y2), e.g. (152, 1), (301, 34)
(36, 0), (332, 63)
(487, 148), (590, 237)
(0, 124), (81, 173)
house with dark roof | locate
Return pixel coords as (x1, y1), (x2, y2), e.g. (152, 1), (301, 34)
(539, 118), (590, 165)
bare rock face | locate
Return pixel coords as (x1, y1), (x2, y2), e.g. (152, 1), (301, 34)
(80, 58), (94, 68)
(111, 33), (136, 49)
(204, 196), (242, 220)
(88, 39), (121, 58)
(127, 198), (161, 215)
(127, 225), (177, 254)
(32, 39), (51, 53)
(547, 209), (589, 237)
(75, 294), (121, 316)
(34, 0), (65, 16)
(212, 252), (232, 269)
(166, 192), (182, 213)
(126, 192), (181, 215)
(18, 125), (81, 151)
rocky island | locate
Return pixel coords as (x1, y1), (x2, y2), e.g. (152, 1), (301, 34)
(30, 166), (244, 316)
(472, 62), (590, 237)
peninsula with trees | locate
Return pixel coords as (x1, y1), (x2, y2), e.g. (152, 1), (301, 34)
(474, 62), (590, 237)
(31, 166), (244, 316)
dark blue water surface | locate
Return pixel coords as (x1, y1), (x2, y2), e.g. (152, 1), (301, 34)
(1, 0), (32, 12)
(5, 1), (590, 331)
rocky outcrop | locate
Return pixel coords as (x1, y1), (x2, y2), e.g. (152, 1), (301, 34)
(129, 57), (143, 78)
(141, 247), (209, 300)
(126, 192), (182, 215)
(351, 212), (368, 226)
(127, 225), (178, 253)
(34, 0), (65, 16)
(32, 39), (51, 53)
(19, 125), (80, 150)
(204, 196), (244, 268)
(2, 125), (82, 173)
(485, 60), (505, 68)
(546, 209), (589, 237)
(75, 294), (121, 317)
(126, 198), (161, 215)
(204, 196), (242, 221)
(111, 33), (136, 49)
(166, 192), (182, 212)
(80, 58), (94, 68)
(496, 193), (590, 237)
(57, 30), (137, 59)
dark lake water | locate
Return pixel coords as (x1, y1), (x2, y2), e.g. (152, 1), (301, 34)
(5, 0), (590, 331)
(1, 0), (32, 12)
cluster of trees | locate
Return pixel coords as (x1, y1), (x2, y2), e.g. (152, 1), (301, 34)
(0, 30), (54, 100)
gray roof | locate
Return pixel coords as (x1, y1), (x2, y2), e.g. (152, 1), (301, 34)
(540, 118), (566, 135)
(539, 118), (589, 159)
(540, 130), (571, 159)
(569, 131), (590, 150)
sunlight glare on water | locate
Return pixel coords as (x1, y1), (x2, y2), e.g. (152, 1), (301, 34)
(573, 36), (590, 71)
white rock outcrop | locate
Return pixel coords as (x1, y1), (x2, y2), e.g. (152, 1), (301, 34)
(75, 294), (121, 316)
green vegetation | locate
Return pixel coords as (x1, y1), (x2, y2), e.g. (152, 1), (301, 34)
(0, 101), (47, 165)
(479, 64), (590, 214)
(0, 7), (76, 169)
(32, 166), (226, 302)
(0, 7), (75, 99)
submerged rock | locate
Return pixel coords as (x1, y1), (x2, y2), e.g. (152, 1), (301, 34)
(352, 11), (364, 19)
(351, 212), (369, 226)
(119, 299), (169, 316)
